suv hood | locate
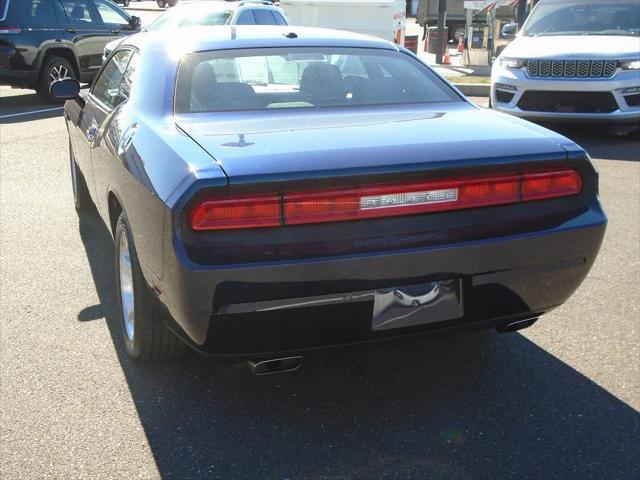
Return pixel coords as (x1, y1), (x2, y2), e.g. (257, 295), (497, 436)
(503, 35), (640, 59)
(176, 104), (572, 186)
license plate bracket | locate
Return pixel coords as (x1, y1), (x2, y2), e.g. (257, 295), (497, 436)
(371, 279), (463, 331)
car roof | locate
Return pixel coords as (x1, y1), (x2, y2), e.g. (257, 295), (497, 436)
(169, 1), (283, 11)
(123, 26), (399, 55)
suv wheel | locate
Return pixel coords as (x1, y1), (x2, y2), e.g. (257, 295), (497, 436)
(37, 56), (76, 103)
(157, 0), (167, 7)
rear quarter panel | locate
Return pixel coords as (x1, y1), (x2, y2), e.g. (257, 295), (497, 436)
(98, 105), (227, 284)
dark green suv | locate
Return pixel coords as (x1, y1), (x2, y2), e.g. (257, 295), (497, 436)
(0, 0), (140, 102)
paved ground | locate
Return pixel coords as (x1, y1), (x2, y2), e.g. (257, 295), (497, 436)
(1, 14), (639, 478)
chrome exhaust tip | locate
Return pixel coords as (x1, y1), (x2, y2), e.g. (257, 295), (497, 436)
(248, 356), (302, 375)
(497, 317), (538, 333)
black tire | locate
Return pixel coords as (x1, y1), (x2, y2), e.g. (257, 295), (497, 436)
(36, 56), (76, 103)
(157, 0), (167, 7)
(115, 212), (189, 363)
(488, 96), (493, 109)
(122, 0), (130, 6)
(69, 140), (92, 212)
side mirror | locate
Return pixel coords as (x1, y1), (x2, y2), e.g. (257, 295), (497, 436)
(129, 15), (141, 29)
(50, 78), (80, 101)
(501, 22), (518, 39)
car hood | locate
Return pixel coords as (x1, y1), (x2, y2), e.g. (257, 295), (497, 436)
(104, 37), (124, 54)
(175, 104), (572, 186)
(502, 35), (640, 59)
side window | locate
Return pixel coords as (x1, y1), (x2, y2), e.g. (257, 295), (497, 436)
(11, 0), (59, 25)
(93, 0), (129, 26)
(91, 49), (133, 109)
(235, 10), (256, 25)
(60, 0), (94, 24)
(273, 12), (288, 26)
(253, 10), (276, 25)
(119, 52), (138, 102)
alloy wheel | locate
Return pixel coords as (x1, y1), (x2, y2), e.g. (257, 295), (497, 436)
(118, 233), (135, 343)
(70, 157), (78, 202)
(49, 64), (70, 85)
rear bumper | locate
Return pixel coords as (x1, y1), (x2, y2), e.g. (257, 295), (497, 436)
(159, 203), (606, 355)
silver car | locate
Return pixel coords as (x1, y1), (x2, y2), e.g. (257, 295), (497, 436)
(491, 0), (640, 126)
(102, 0), (290, 63)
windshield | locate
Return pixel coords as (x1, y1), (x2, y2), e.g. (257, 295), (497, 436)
(175, 47), (461, 114)
(145, 6), (232, 32)
(522, 0), (640, 36)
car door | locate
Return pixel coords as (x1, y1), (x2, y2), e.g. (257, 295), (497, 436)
(73, 48), (133, 211)
(90, 49), (139, 219)
(92, 0), (135, 43)
(58, 0), (113, 80)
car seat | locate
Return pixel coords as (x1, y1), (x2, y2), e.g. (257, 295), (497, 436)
(299, 63), (346, 107)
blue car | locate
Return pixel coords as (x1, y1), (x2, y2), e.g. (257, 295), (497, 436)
(54, 26), (606, 371)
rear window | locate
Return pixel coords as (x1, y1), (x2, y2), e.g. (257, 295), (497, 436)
(175, 47), (461, 114)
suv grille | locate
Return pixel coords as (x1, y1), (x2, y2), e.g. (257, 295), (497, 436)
(527, 59), (617, 78)
(518, 91), (618, 113)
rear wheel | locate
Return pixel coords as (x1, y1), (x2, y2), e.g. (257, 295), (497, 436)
(69, 140), (92, 212)
(157, 0), (167, 7)
(115, 212), (189, 363)
(36, 56), (76, 103)
(122, 0), (130, 6)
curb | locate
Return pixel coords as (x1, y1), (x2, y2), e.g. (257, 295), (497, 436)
(452, 83), (490, 97)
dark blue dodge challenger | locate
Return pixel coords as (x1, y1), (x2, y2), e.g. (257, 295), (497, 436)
(55, 26), (606, 369)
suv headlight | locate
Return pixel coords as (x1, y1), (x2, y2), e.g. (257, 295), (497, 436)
(620, 59), (640, 70)
(499, 57), (525, 69)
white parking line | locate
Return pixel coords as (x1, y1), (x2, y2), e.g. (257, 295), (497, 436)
(0, 107), (64, 120)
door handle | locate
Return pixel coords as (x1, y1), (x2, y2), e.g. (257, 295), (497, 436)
(65, 27), (76, 33)
(87, 124), (99, 142)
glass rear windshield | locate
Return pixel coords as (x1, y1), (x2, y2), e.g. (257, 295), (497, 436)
(522, 1), (640, 36)
(174, 47), (461, 114)
(146, 7), (232, 31)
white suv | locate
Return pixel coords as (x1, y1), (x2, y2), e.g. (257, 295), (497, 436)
(103, 1), (290, 62)
(491, 0), (640, 126)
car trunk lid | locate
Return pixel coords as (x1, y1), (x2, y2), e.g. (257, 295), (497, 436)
(175, 103), (570, 190)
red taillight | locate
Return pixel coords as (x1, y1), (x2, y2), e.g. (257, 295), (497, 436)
(0, 27), (22, 34)
(522, 170), (582, 201)
(189, 170), (582, 231)
(283, 175), (522, 225)
(190, 194), (281, 231)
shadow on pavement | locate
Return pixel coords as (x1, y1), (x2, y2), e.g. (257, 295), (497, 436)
(77, 211), (640, 480)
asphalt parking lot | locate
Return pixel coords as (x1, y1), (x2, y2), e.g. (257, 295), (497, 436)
(1, 33), (639, 480)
